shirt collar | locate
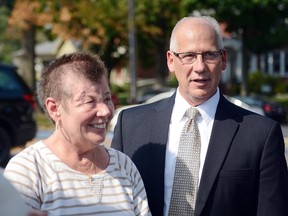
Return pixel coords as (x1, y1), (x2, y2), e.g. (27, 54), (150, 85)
(172, 88), (220, 125)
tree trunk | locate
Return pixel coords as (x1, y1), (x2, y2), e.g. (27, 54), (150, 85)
(157, 43), (168, 85)
(21, 25), (36, 91)
(240, 29), (249, 96)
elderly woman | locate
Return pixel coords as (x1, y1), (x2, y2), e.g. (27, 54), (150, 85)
(4, 52), (151, 216)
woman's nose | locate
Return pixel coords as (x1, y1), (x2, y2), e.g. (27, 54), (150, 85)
(96, 103), (113, 117)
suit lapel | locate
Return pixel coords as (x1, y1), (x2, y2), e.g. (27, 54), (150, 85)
(195, 95), (240, 215)
(149, 92), (176, 145)
(148, 95), (175, 169)
(148, 93), (176, 212)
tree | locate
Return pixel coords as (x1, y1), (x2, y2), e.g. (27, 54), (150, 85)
(7, 0), (42, 90)
(8, 0), (288, 96)
(0, 0), (19, 63)
(133, 0), (199, 84)
(8, 0), (130, 85)
(7, 0), (200, 88)
(193, 0), (288, 95)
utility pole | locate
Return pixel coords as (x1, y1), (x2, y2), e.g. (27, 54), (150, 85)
(128, 0), (136, 103)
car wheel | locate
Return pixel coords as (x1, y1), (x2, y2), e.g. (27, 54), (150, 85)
(0, 127), (11, 168)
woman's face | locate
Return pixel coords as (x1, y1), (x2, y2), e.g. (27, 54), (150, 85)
(57, 74), (114, 151)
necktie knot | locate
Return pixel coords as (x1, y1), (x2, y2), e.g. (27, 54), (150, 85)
(186, 107), (200, 120)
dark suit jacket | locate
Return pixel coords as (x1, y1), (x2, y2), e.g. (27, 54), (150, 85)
(111, 93), (288, 216)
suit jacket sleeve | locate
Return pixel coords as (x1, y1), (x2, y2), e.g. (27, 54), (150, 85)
(257, 122), (288, 216)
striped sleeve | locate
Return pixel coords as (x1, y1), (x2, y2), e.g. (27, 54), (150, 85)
(4, 144), (50, 209)
(112, 149), (151, 216)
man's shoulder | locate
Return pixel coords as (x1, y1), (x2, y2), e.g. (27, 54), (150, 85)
(123, 96), (173, 114)
(116, 89), (176, 116)
(219, 95), (279, 126)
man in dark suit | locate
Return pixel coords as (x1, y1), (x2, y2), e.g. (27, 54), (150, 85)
(112, 16), (288, 216)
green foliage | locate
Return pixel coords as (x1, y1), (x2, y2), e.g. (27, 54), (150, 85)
(110, 83), (130, 94)
(248, 72), (265, 94)
(273, 95), (288, 109)
(110, 83), (130, 105)
(203, 0), (288, 54)
(248, 71), (288, 95)
(4, 0), (288, 93)
(134, 0), (200, 78)
(198, 0), (288, 95)
(224, 80), (241, 96)
(167, 74), (178, 88)
(0, 5), (20, 63)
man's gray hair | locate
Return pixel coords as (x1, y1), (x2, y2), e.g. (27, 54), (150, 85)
(169, 16), (224, 51)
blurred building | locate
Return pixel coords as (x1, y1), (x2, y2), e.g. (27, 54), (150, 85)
(13, 38), (81, 81)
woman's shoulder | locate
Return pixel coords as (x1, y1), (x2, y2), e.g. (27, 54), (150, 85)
(107, 147), (131, 161)
(5, 141), (51, 172)
(12, 141), (47, 159)
(107, 147), (136, 170)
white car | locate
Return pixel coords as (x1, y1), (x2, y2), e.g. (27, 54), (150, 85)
(109, 89), (175, 132)
(143, 90), (175, 104)
(110, 92), (267, 133)
(109, 104), (138, 132)
(224, 95), (264, 116)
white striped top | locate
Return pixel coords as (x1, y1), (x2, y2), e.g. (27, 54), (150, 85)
(4, 141), (151, 216)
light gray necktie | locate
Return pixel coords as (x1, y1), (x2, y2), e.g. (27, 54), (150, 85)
(168, 107), (201, 216)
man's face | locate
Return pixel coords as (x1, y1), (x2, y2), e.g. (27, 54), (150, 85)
(167, 19), (227, 106)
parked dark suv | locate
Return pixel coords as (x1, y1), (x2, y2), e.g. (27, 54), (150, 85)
(0, 63), (37, 167)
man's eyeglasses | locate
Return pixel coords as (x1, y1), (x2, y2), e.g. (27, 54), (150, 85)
(172, 50), (223, 64)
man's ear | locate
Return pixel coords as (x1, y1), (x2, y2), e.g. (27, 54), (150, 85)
(221, 49), (227, 71)
(45, 97), (60, 122)
(167, 51), (175, 74)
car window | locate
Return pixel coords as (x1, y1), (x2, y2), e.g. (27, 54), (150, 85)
(0, 70), (23, 92)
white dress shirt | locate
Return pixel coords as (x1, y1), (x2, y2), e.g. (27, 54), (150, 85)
(163, 88), (220, 215)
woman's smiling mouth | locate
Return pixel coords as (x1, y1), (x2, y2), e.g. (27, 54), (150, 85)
(89, 123), (106, 129)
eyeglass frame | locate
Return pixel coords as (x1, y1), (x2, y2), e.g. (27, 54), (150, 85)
(171, 49), (223, 64)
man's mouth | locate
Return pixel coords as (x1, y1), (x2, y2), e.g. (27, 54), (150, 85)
(193, 78), (209, 83)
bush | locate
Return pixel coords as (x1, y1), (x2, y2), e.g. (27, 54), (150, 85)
(248, 71), (288, 95)
(110, 83), (130, 105)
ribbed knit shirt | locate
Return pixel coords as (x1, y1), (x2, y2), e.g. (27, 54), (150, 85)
(4, 141), (151, 216)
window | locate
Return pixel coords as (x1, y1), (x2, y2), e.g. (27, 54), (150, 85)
(273, 52), (280, 73)
(0, 69), (23, 92)
(285, 51), (288, 74)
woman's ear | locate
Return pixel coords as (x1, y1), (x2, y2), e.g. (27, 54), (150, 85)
(45, 97), (60, 122)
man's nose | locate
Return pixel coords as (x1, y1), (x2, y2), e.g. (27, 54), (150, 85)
(193, 55), (206, 72)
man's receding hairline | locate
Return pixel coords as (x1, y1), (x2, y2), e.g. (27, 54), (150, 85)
(170, 16), (223, 51)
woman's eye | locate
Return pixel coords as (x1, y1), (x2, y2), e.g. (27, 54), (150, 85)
(85, 100), (94, 104)
(105, 97), (112, 103)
